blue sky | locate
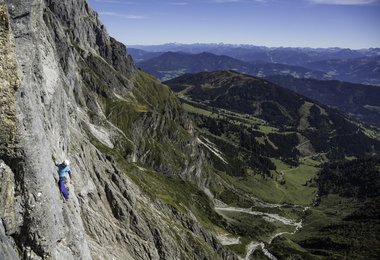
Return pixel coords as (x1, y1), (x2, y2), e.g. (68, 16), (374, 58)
(87, 0), (380, 49)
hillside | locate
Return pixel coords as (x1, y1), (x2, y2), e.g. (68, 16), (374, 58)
(267, 75), (380, 127)
(165, 70), (380, 258)
(137, 51), (327, 81)
(165, 70), (380, 159)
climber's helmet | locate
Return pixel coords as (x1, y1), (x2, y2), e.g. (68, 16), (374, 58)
(63, 159), (70, 166)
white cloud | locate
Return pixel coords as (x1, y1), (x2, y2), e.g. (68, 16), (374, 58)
(98, 12), (146, 19)
(307, 0), (380, 5)
(213, 0), (242, 2)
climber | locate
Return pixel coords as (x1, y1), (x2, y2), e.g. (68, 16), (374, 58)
(55, 159), (72, 200)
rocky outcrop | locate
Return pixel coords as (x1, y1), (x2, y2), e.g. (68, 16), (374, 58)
(0, 1), (19, 159)
(0, 0), (236, 259)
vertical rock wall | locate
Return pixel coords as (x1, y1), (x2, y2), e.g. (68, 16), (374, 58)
(0, 0), (237, 259)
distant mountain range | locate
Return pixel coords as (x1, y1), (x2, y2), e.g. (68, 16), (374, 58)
(129, 44), (380, 85)
(130, 43), (380, 65)
(135, 51), (328, 81)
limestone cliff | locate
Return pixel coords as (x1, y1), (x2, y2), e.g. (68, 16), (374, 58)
(0, 0), (236, 259)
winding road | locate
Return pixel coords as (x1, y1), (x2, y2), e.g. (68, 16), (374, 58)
(214, 199), (308, 260)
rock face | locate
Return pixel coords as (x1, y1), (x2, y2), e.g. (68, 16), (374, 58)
(0, 0), (237, 259)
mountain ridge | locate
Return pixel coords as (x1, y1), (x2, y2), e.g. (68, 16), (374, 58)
(267, 75), (380, 127)
(137, 51), (328, 81)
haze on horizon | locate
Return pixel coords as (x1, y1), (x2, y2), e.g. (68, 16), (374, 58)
(88, 0), (380, 49)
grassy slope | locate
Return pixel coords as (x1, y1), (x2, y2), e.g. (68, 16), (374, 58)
(180, 95), (380, 258)
(181, 99), (319, 206)
(217, 165), (317, 206)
